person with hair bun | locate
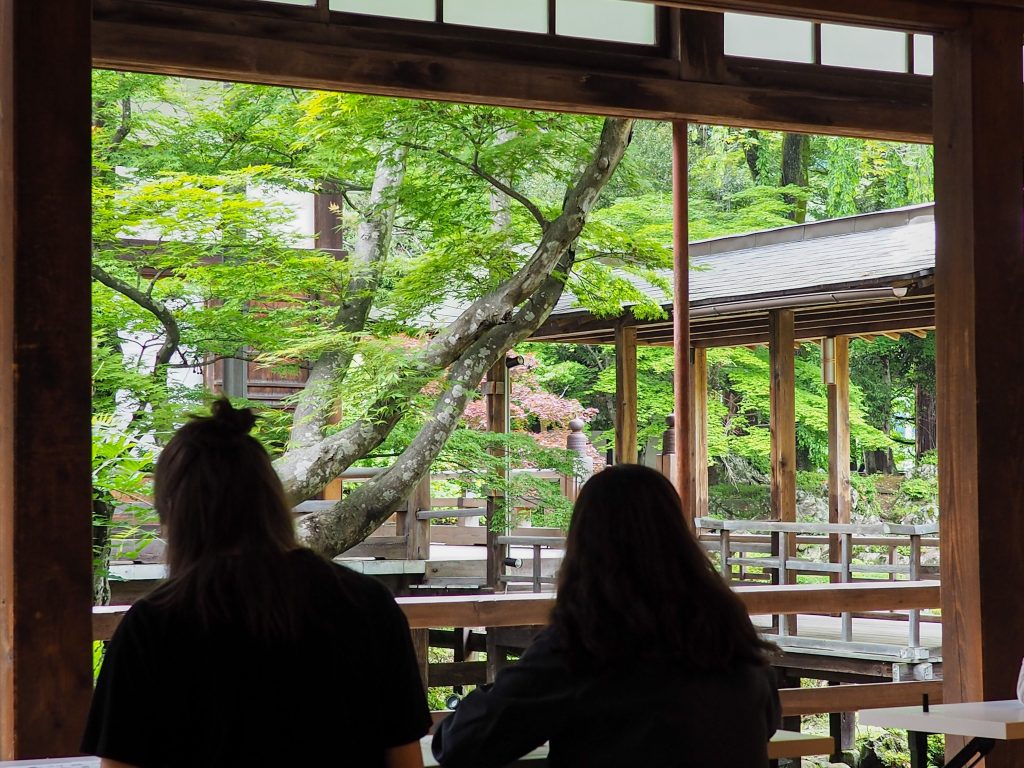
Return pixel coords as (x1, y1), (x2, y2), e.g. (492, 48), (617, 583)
(83, 399), (431, 768)
(433, 464), (780, 768)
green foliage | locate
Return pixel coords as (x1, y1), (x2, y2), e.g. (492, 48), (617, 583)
(91, 417), (156, 585)
(706, 345), (891, 473)
(900, 476), (938, 501)
(708, 483), (770, 520)
(435, 429), (581, 530)
(851, 473), (882, 517)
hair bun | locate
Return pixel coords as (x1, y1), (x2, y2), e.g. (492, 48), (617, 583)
(210, 398), (257, 435)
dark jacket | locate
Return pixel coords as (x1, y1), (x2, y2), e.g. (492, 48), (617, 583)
(433, 626), (780, 768)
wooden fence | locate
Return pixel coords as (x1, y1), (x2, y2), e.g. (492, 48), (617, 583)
(92, 581), (942, 717)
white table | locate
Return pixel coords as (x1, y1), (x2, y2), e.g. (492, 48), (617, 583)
(860, 699), (1024, 767)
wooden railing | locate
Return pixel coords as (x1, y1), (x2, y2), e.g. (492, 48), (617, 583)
(94, 580), (939, 640)
(696, 518), (940, 652)
(92, 581), (942, 717)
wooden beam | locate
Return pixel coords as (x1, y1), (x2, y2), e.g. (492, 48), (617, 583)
(91, 0), (933, 142)
(780, 680), (943, 717)
(692, 347), (710, 518)
(631, 0), (968, 32)
(827, 336), (851, 583)
(614, 323), (639, 464)
(672, 122), (695, 519)
(933, 7), (1024, 765)
(92, 580), (941, 640)
(0, 0), (94, 758)
(769, 310), (797, 527)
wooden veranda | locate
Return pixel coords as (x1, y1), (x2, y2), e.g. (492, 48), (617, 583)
(3, 1), (1024, 764)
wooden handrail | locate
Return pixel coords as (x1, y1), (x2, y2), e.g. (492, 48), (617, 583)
(697, 517), (939, 536)
(426, 681), (944, 721)
(91, 580), (940, 641)
(779, 680), (942, 715)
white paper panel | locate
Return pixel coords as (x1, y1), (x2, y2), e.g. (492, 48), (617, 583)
(330, 0), (435, 21)
(723, 13), (814, 64)
(445, 0), (547, 33)
(821, 24), (907, 73)
(555, 0), (656, 45)
(912, 34), (933, 76)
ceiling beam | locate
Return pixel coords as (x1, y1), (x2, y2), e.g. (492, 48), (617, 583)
(92, 0), (932, 142)
(637, 0), (969, 32)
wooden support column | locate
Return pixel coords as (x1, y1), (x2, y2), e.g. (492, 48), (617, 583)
(691, 347), (709, 519)
(769, 311), (796, 609)
(313, 190), (345, 252)
(671, 121), (694, 522)
(769, 311), (797, 527)
(826, 336), (851, 581)
(398, 474), (431, 562)
(0, 0), (94, 758)
(933, 8), (1024, 764)
(614, 323), (638, 465)
(484, 361), (508, 591)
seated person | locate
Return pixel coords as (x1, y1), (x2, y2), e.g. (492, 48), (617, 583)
(83, 399), (431, 768)
(433, 464), (780, 768)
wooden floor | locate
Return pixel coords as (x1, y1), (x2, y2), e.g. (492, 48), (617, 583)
(752, 613), (942, 663)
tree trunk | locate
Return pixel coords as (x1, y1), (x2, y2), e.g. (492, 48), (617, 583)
(915, 384), (937, 458)
(743, 129), (761, 183)
(92, 499), (114, 606)
(781, 133), (810, 223)
(275, 118), (635, 509)
(289, 147), (407, 449)
(295, 118), (635, 557)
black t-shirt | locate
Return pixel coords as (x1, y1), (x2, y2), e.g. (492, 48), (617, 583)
(83, 549), (431, 767)
(433, 626), (780, 768)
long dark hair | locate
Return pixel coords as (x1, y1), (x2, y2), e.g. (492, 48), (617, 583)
(551, 464), (776, 669)
(148, 398), (312, 641)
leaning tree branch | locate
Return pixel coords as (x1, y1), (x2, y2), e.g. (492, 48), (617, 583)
(417, 118), (634, 372)
(288, 146), (407, 450)
(275, 118), (634, 504)
(298, 249), (576, 556)
(92, 262), (181, 371)
(400, 140), (549, 230)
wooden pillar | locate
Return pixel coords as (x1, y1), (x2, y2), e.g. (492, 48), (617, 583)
(769, 311), (796, 609)
(826, 337), (851, 581)
(0, 0), (94, 758)
(614, 323), (638, 465)
(484, 360), (508, 591)
(691, 347), (709, 519)
(769, 311), (797, 527)
(671, 121), (694, 522)
(933, 8), (1024, 764)
(398, 474), (431, 562)
(314, 190), (345, 252)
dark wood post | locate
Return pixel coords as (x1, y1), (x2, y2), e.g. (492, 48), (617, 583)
(398, 474), (431, 562)
(769, 310), (797, 531)
(313, 190), (345, 252)
(692, 347), (709, 519)
(671, 121), (694, 523)
(933, 7), (1024, 764)
(769, 311), (797, 634)
(826, 336), (851, 582)
(614, 322), (638, 464)
(484, 360), (508, 591)
(0, 0), (94, 757)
